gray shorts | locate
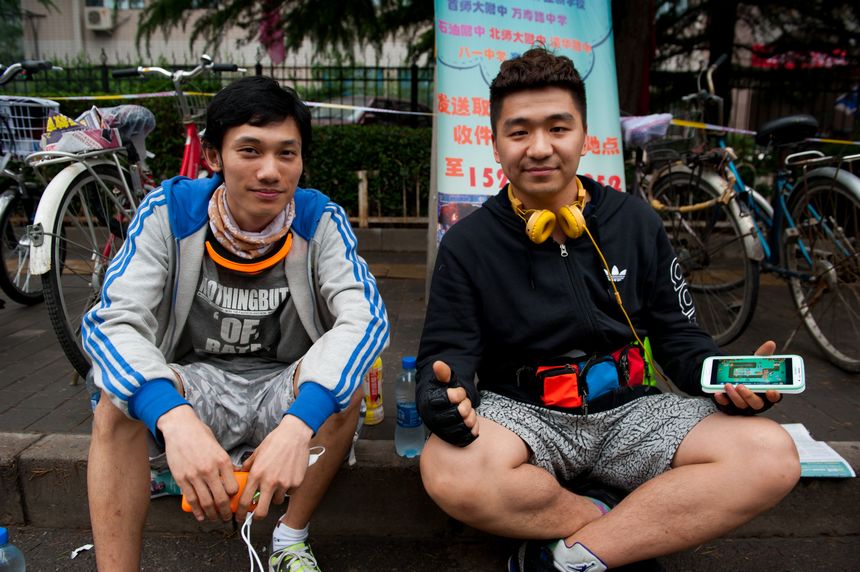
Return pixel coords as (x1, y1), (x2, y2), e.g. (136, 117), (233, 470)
(148, 360), (298, 466)
(477, 391), (718, 492)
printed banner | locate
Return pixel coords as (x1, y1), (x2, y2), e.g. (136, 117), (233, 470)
(434, 0), (624, 240)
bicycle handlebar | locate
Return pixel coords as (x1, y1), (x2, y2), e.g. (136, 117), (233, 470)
(111, 67), (142, 78)
(700, 53), (728, 96)
(22, 60), (55, 73)
(0, 60), (60, 86)
(212, 63), (241, 72)
(110, 55), (245, 85)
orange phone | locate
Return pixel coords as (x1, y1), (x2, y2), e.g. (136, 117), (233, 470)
(180, 471), (253, 513)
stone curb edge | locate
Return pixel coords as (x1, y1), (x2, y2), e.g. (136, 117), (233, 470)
(1, 433), (857, 539)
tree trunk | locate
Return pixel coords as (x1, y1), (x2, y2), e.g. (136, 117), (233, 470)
(706, 0), (739, 124)
(612, 0), (656, 116)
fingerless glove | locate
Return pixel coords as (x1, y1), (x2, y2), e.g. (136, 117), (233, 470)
(417, 370), (480, 447)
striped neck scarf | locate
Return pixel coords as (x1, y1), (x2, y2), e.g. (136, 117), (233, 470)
(207, 184), (294, 259)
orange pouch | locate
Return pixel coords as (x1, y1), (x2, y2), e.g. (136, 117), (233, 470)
(535, 363), (585, 408)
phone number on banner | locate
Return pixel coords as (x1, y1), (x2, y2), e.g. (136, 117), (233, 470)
(443, 158), (622, 192)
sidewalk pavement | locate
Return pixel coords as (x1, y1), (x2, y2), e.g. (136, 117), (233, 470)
(1, 231), (859, 570)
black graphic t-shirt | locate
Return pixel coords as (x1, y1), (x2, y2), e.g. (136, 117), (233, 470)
(187, 247), (294, 366)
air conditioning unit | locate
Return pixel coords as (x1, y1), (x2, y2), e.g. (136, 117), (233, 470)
(84, 7), (114, 32)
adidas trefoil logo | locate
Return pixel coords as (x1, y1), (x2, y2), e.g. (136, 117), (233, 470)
(604, 265), (627, 283)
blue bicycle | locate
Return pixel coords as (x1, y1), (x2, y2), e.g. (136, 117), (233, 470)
(627, 58), (860, 372)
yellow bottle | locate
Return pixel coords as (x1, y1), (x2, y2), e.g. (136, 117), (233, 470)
(363, 357), (384, 425)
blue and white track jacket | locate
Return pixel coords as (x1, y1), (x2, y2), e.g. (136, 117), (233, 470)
(82, 175), (389, 438)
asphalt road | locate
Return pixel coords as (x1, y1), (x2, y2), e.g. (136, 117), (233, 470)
(9, 527), (860, 571)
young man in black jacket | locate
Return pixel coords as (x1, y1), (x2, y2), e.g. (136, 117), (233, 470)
(416, 47), (800, 571)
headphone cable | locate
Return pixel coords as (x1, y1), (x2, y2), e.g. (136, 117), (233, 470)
(582, 225), (671, 387)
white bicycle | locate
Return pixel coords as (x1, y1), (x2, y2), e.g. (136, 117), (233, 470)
(27, 55), (241, 377)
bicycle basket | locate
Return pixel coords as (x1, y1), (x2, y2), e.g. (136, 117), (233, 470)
(177, 92), (212, 129)
(644, 100), (707, 168)
(0, 96), (60, 159)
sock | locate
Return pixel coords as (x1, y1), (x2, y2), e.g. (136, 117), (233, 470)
(551, 541), (608, 572)
(584, 495), (612, 515)
(272, 522), (309, 552)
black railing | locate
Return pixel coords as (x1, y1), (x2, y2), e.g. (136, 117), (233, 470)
(2, 62), (435, 114)
(651, 67), (859, 138)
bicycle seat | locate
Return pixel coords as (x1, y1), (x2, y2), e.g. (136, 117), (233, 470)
(755, 114), (818, 147)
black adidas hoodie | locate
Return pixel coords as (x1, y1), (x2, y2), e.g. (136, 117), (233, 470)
(417, 176), (720, 409)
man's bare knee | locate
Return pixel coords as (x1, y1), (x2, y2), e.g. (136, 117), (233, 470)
(747, 422), (801, 499)
(420, 436), (484, 514)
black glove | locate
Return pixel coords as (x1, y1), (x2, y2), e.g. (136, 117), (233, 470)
(417, 369), (479, 447)
(712, 393), (779, 416)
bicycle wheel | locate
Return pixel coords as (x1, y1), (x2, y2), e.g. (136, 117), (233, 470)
(783, 177), (860, 372)
(0, 187), (43, 304)
(651, 170), (759, 345)
(41, 165), (135, 377)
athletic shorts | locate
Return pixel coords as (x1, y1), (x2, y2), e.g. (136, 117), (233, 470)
(477, 391), (718, 492)
(157, 360), (299, 466)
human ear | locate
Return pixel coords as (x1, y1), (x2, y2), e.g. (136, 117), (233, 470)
(203, 145), (222, 172)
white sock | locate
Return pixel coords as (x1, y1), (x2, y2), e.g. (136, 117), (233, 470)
(551, 541), (608, 572)
(272, 522), (309, 552)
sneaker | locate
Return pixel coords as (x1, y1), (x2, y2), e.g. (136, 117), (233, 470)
(507, 540), (557, 572)
(268, 540), (320, 572)
(507, 539), (664, 572)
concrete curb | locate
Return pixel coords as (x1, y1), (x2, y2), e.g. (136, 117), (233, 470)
(1, 433), (857, 539)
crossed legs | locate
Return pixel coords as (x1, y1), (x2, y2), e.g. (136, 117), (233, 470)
(420, 412), (800, 568)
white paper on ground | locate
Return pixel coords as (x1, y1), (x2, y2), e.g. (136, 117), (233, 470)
(71, 543), (94, 559)
(782, 423), (856, 478)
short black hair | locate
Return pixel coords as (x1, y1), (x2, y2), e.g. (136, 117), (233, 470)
(203, 76), (312, 160)
(489, 47), (587, 134)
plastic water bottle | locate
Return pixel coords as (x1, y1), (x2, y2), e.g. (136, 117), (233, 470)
(395, 356), (425, 458)
(0, 527), (25, 571)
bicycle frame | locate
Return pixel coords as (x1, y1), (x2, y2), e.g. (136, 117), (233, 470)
(180, 120), (205, 178)
(718, 138), (860, 279)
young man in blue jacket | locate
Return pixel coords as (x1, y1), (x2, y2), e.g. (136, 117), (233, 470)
(416, 48), (799, 571)
(84, 76), (389, 571)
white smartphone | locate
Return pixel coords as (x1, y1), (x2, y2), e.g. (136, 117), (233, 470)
(700, 355), (805, 394)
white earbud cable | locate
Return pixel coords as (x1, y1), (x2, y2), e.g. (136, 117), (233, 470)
(240, 446), (326, 572)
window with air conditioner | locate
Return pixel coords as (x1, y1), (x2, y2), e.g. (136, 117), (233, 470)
(85, 0), (145, 9)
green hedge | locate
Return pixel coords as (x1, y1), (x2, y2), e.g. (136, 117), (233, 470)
(54, 98), (431, 220)
(306, 125), (431, 218)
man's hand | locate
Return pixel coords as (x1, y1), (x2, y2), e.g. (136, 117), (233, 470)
(235, 414), (313, 521)
(416, 361), (479, 447)
(713, 340), (782, 414)
(158, 405), (238, 522)
(435, 361), (480, 437)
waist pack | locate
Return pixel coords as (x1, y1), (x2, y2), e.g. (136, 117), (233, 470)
(518, 341), (655, 411)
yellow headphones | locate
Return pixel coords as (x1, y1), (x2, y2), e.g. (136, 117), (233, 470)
(507, 177), (587, 243)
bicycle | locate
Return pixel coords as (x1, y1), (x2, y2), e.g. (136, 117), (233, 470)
(624, 57), (860, 372)
(112, 54), (243, 178)
(0, 60), (60, 305)
(27, 55), (241, 377)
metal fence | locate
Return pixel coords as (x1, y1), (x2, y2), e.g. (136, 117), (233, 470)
(6, 62), (856, 137)
(651, 68), (859, 138)
(1, 62), (436, 114)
